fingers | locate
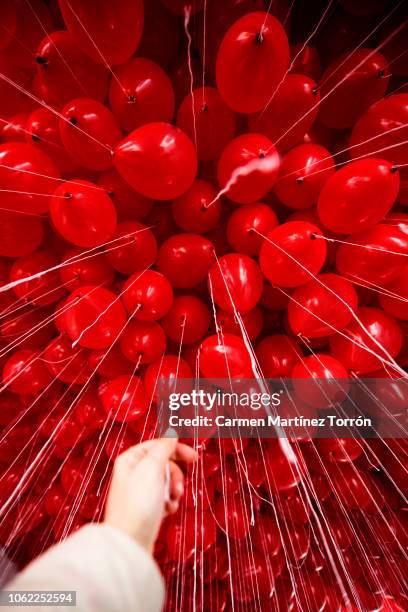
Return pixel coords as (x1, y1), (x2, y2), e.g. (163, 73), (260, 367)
(114, 438), (197, 473)
(165, 461), (185, 514)
(172, 443), (198, 463)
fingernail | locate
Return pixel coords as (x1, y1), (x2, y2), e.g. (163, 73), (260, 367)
(177, 482), (184, 495)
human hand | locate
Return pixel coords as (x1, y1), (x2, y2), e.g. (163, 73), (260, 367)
(104, 438), (197, 553)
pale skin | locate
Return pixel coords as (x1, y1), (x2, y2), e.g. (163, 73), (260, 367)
(104, 438), (198, 553)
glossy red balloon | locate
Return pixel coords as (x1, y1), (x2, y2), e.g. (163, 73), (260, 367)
(51, 180), (117, 247)
(336, 224), (408, 286)
(177, 87), (236, 161)
(60, 249), (114, 291)
(26, 108), (78, 173)
(0, 142), (59, 214)
(330, 307), (403, 374)
(208, 253), (264, 314)
(216, 12), (289, 113)
(318, 159), (400, 234)
(122, 270), (173, 320)
(171, 180), (221, 234)
(199, 333), (253, 379)
(1, 112), (29, 143)
(61, 285), (127, 349)
(264, 440), (304, 492)
(120, 320), (166, 365)
(10, 250), (66, 306)
(162, 295), (210, 344)
(101, 375), (148, 422)
(217, 133), (280, 204)
(87, 343), (133, 378)
(98, 170), (153, 222)
(106, 221), (157, 275)
(156, 234), (215, 289)
(35, 31), (108, 107)
(226, 203), (278, 255)
(0, 306), (54, 351)
(249, 74), (320, 152)
(3, 349), (52, 394)
(274, 144), (335, 209)
(44, 336), (91, 384)
(58, 0), (144, 65)
(331, 464), (374, 509)
(114, 123), (197, 200)
(350, 94), (408, 205)
(292, 354), (350, 408)
(256, 335), (301, 377)
(259, 221), (327, 287)
(109, 58), (174, 133)
(318, 49), (389, 129)
(60, 98), (122, 171)
(288, 273), (358, 338)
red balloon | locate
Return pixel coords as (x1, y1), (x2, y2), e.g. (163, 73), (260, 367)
(259, 221), (327, 287)
(288, 273), (358, 338)
(35, 31), (108, 107)
(274, 144), (335, 209)
(350, 94), (408, 205)
(217, 133), (280, 204)
(60, 249), (114, 291)
(120, 320), (166, 365)
(162, 295), (210, 344)
(171, 180), (221, 234)
(177, 87), (236, 161)
(214, 494), (250, 541)
(3, 349), (52, 394)
(318, 49), (389, 129)
(0, 212), (44, 259)
(114, 123), (197, 200)
(156, 234), (215, 289)
(317, 438), (364, 463)
(216, 12), (289, 113)
(226, 203), (278, 255)
(336, 224), (408, 286)
(379, 269), (408, 321)
(109, 58), (175, 132)
(10, 250), (66, 306)
(61, 285), (127, 349)
(256, 335), (301, 377)
(249, 74), (320, 152)
(26, 108), (78, 173)
(292, 354), (350, 408)
(208, 253), (264, 314)
(199, 333), (253, 379)
(74, 386), (106, 429)
(98, 170), (153, 222)
(44, 336), (91, 384)
(144, 355), (193, 401)
(106, 221), (157, 275)
(330, 307), (403, 374)
(122, 270), (173, 320)
(101, 375), (148, 422)
(51, 180), (117, 247)
(318, 159), (400, 234)
(5, 0), (54, 69)
(166, 512), (216, 563)
(216, 307), (264, 341)
(60, 98), (122, 171)
(58, 0), (144, 65)
(0, 142), (59, 214)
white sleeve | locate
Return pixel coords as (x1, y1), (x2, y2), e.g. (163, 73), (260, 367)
(6, 524), (165, 612)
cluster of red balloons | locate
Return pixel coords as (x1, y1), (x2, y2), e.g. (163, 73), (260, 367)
(0, 0), (407, 610)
